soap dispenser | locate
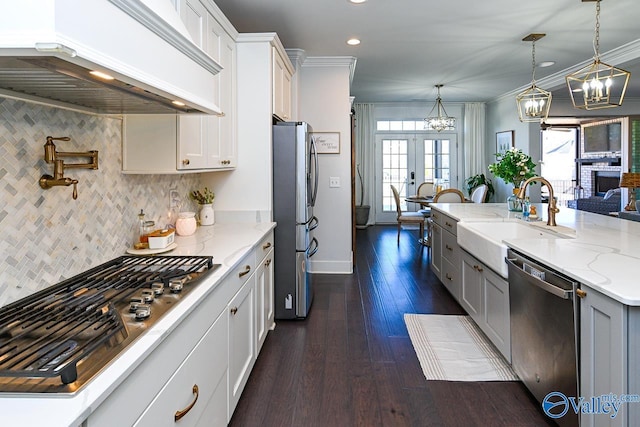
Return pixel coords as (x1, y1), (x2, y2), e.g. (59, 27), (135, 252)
(522, 197), (531, 221)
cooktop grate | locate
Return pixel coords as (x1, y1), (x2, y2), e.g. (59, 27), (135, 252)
(0, 255), (214, 389)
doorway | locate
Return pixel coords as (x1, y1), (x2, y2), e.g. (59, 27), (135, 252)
(540, 127), (578, 206)
(374, 133), (456, 223)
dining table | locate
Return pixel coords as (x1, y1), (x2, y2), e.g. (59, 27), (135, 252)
(405, 195), (433, 246)
(405, 195), (434, 207)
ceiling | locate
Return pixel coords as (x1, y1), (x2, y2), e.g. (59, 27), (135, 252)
(213, 0), (640, 104)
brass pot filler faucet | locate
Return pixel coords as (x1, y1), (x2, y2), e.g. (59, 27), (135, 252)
(39, 136), (99, 200)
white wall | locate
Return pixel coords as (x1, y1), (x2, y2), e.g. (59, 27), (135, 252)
(299, 58), (355, 274)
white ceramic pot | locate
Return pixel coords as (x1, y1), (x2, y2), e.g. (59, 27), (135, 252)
(175, 212), (197, 236)
(199, 204), (215, 226)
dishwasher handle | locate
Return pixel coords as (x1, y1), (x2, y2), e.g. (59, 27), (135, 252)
(505, 256), (575, 300)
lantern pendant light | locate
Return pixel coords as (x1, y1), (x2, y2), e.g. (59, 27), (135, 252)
(565, 0), (630, 110)
(424, 84), (456, 132)
(516, 33), (552, 122)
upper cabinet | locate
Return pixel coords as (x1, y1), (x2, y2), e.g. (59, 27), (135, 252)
(272, 47), (293, 121)
(122, 0), (237, 173)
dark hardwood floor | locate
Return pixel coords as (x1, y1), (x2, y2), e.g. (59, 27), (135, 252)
(230, 225), (556, 427)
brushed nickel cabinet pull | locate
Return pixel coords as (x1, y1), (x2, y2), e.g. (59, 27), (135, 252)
(445, 221), (452, 227)
(230, 307), (238, 315)
(474, 265), (483, 272)
(445, 244), (453, 251)
(238, 265), (251, 278)
(182, 159), (190, 165)
(265, 259), (272, 267)
(446, 273), (452, 281)
(576, 289), (587, 298)
(174, 384), (199, 421)
(262, 242), (272, 250)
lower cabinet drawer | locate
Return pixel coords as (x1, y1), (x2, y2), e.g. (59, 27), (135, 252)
(256, 230), (274, 265)
(227, 249), (257, 290)
(441, 229), (461, 267)
(441, 257), (461, 301)
(134, 310), (229, 427)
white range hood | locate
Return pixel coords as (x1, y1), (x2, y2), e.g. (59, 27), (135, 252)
(0, 0), (222, 115)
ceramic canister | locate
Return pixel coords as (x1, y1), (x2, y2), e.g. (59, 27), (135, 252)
(175, 212), (197, 236)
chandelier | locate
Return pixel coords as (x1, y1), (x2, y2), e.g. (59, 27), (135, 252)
(565, 0), (630, 110)
(516, 33), (552, 122)
(425, 84), (455, 132)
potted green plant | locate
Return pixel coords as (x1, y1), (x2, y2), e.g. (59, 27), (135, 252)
(465, 173), (494, 202)
(355, 164), (370, 228)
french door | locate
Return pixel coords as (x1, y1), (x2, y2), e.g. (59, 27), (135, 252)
(374, 133), (456, 223)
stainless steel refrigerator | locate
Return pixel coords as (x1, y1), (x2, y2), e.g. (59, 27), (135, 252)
(272, 121), (319, 319)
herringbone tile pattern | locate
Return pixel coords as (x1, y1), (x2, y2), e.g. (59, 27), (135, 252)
(0, 98), (201, 306)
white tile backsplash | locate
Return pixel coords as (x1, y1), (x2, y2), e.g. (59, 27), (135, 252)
(0, 98), (202, 307)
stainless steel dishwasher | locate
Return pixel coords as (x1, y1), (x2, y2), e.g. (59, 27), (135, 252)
(506, 249), (579, 427)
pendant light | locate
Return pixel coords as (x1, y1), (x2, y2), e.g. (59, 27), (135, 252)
(425, 84), (456, 132)
(516, 34), (552, 122)
(565, 0), (630, 110)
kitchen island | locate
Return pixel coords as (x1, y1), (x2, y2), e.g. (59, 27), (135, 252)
(0, 222), (275, 427)
(429, 202), (640, 427)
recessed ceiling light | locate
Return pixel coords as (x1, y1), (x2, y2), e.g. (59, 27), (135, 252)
(538, 61), (556, 68)
(349, 0), (367, 3)
(347, 38), (361, 46)
(89, 70), (114, 80)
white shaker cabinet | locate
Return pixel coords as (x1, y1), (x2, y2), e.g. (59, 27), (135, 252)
(255, 231), (275, 351)
(272, 46), (292, 121)
(133, 310), (228, 427)
(227, 268), (256, 419)
(121, 0), (236, 174)
(87, 229), (275, 427)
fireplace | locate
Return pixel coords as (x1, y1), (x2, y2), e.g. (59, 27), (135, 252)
(593, 171), (620, 196)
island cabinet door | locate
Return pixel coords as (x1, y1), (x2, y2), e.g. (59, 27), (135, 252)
(430, 223), (442, 279)
(580, 284), (627, 427)
(460, 251), (483, 324)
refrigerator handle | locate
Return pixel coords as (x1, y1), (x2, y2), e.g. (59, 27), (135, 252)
(308, 216), (319, 231)
(307, 237), (319, 258)
(310, 137), (319, 206)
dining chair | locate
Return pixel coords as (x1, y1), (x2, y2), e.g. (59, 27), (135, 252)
(416, 181), (434, 218)
(470, 184), (489, 203)
(391, 184), (425, 245)
(432, 188), (466, 203)
(417, 181), (435, 197)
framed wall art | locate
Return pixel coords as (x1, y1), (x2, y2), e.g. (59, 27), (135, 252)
(312, 132), (340, 154)
(496, 130), (514, 154)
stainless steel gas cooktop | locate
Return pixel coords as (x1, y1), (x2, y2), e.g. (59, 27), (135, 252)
(0, 255), (219, 394)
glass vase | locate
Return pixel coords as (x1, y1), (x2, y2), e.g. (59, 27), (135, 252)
(507, 188), (522, 211)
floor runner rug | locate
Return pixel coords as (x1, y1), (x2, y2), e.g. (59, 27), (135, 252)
(404, 314), (519, 381)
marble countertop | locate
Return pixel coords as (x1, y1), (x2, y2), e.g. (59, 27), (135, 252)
(431, 202), (640, 306)
(0, 222), (276, 427)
